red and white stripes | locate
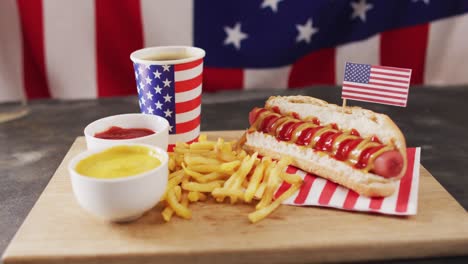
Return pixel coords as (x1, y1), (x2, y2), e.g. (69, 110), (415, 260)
(1, 0), (468, 102)
(276, 148), (421, 215)
(171, 59), (203, 145)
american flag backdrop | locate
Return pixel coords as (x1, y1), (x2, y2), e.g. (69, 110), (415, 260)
(1, 0), (468, 102)
(133, 59), (202, 145)
(342, 62), (411, 107)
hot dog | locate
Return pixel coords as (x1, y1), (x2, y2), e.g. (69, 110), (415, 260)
(241, 96), (407, 197)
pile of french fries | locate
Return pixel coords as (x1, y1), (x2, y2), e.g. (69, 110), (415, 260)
(161, 134), (303, 223)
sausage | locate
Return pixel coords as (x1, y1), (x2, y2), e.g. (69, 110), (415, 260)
(249, 107), (262, 125)
(371, 150), (404, 178)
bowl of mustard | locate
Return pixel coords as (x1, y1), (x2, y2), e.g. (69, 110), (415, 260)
(68, 144), (168, 222)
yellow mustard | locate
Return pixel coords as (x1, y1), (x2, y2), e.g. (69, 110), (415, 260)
(75, 146), (161, 179)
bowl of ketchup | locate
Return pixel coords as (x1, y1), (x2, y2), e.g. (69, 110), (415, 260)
(84, 113), (169, 151)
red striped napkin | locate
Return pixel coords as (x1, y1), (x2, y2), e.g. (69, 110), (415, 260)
(275, 148), (421, 215)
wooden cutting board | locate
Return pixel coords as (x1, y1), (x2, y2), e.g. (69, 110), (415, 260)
(3, 131), (468, 264)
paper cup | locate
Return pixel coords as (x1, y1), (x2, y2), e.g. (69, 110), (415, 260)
(130, 46), (205, 149)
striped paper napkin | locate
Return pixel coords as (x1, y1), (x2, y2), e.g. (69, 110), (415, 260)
(274, 148), (421, 215)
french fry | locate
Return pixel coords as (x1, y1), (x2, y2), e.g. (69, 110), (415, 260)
(200, 171), (226, 183)
(256, 162), (281, 210)
(190, 141), (215, 150)
(237, 150), (247, 160)
(214, 137), (225, 152)
(248, 183), (301, 223)
(219, 160), (241, 173)
(198, 134), (208, 142)
(184, 155), (221, 166)
(168, 157), (176, 171)
(182, 181), (224, 192)
(181, 173), (190, 185)
(199, 151), (219, 159)
(182, 163), (205, 182)
(223, 165), (243, 189)
(169, 169), (184, 179)
(212, 188), (244, 200)
(217, 151), (238, 162)
(166, 135), (302, 223)
(187, 191), (207, 202)
(174, 147), (213, 154)
(167, 186), (191, 219)
(242, 179), (249, 189)
(161, 171), (185, 201)
(174, 185), (182, 200)
(198, 192), (208, 201)
(232, 152), (258, 189)
(161, 205), (174, 222)
(188, 191), (202, 202)
(161, 185), (183, 222)
(245, 161), (265, 202)
(174, 153), (184, 167)
(280, 171), (303, 184)
(176, 141), (189, 149)
(254, 182), (267, 200)
(189, 164), (221, 173)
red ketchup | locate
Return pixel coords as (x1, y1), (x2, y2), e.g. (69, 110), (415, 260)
(318, 131), (343, 152)
(335, 138), (363, 161)
(271, 106), (281, 113)
(94, 126), (155, 140)
(296, 126), (323, 146)
(278, 122), (304, 141)
(355, 146), (385, 169)
(370, 135), (381, 143)
(260, 115), (278, 133)
(311, 117), (320, 125)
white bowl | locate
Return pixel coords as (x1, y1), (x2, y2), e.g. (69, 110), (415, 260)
(68, 144), (168, 222)
(84, 113), (169, 151)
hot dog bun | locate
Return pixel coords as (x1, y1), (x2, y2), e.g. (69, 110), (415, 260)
(242, 95), (407, 197)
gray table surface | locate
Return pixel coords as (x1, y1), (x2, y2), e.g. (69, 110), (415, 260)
(1, 86), (467, 263)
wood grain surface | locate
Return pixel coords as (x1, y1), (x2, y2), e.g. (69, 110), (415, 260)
(2, 131), (468, 264)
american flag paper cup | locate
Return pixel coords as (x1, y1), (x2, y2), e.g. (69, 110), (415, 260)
(275, 148), (421, 215)
(130, 46), (205, 150)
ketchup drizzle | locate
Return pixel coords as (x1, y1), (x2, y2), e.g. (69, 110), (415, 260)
(355, 145), (385, 169)
(248, 107), (393, 171)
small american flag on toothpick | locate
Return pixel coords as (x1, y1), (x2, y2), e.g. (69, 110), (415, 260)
(342, 62), (412, 107)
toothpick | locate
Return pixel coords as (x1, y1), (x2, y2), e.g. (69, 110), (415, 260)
(342, 98), (347, 112)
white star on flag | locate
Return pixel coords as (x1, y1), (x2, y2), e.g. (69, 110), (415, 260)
(224, 22), (248, 50)
(146, 91), (153, 100)
(154, 85), (162, 94)
(261, 0), (283, 13)
(145, 76), (152, 85)
(163, 78), (172, 87)
(140, 97), (146, 106)
(168, 125), (173, 132)
(146, 106), (154, 114)
(138, 66), (145, 75)
(155, 100), (163, 109)
(153, 70), (161, 79)
(164, 109), (173, 118)
(139, 80), (144, 90)
(162, 65), (171, 71)
(134, 71), (138, 78)
(164, 93), (172, 102)
(351, 0), (373, 22)
(296, 18), (319, 44)
(145, 64), (151, 69)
